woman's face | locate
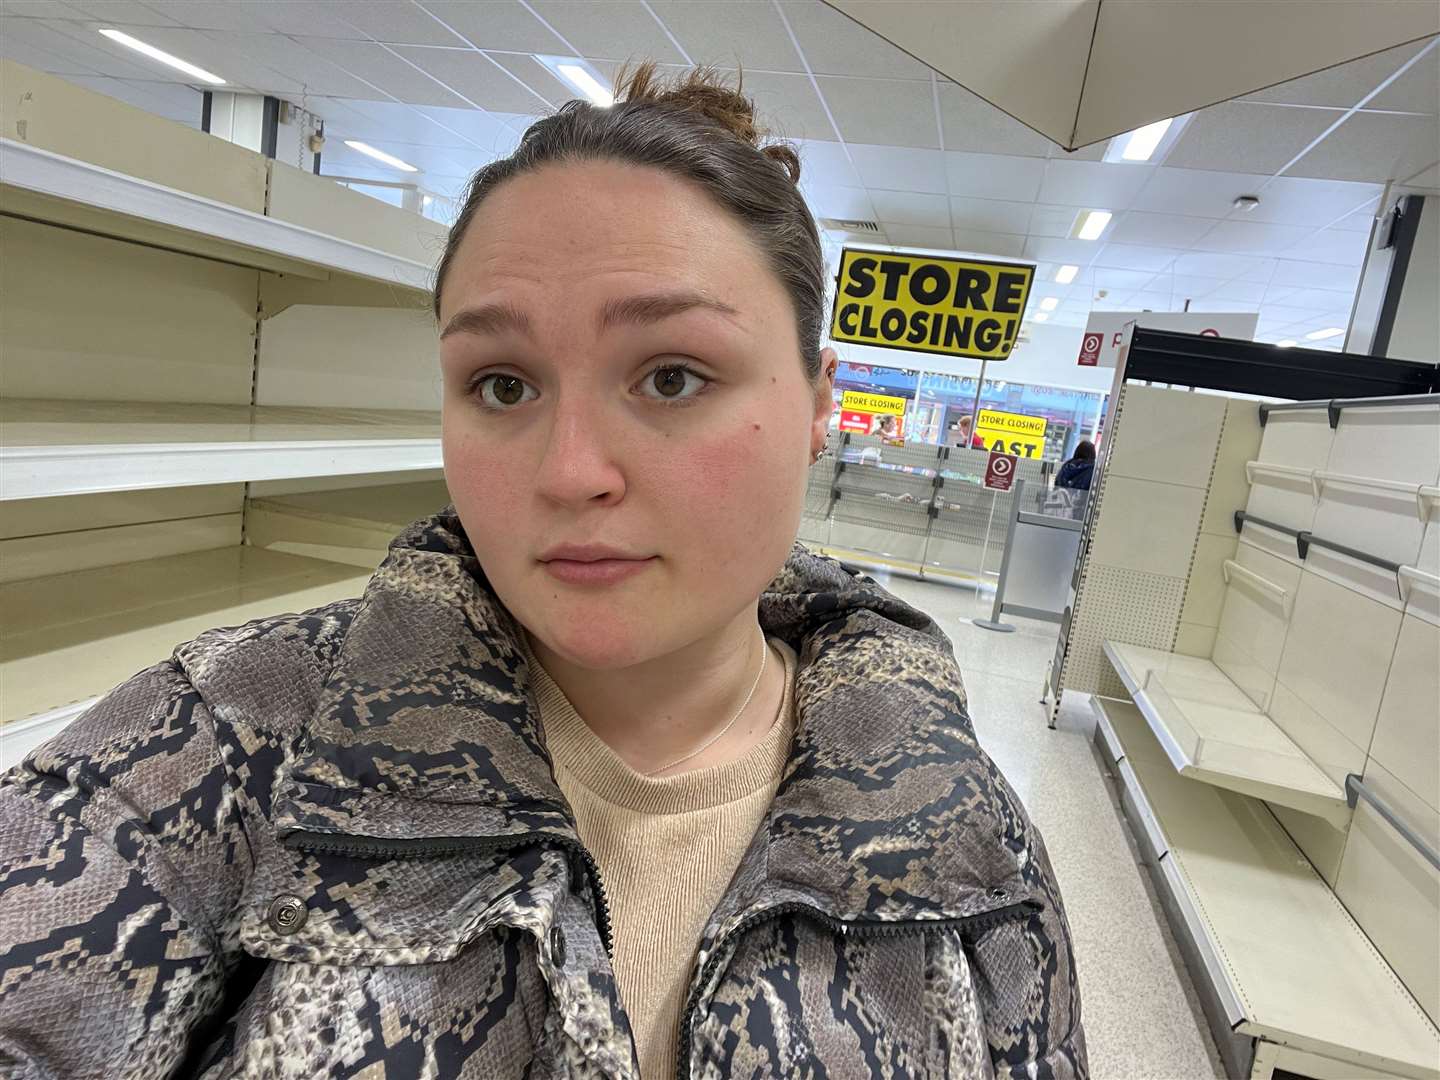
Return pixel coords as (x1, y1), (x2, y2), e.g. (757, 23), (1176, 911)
(439, 160), (835, 670)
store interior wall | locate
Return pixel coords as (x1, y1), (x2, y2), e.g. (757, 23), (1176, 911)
(1385, 195), (1438, 363)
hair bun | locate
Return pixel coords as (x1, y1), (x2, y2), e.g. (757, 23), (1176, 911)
(615, 62), (801, 184)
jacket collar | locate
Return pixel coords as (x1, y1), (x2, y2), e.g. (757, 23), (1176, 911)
(270, 505), (1028, 925)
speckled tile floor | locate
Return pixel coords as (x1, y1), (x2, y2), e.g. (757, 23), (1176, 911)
(869, 569), (1227, 1080)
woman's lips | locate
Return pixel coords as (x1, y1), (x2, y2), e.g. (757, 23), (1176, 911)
(541, 556), (657, 586)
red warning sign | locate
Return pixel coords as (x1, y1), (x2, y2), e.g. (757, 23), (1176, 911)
(984, 451), (1018, 491)
(1078, 332), (1103, 366)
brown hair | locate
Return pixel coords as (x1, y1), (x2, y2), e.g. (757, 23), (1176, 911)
(431, 64), (826, 379)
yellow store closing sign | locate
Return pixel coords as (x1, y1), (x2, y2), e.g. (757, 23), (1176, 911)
(975, 409), (1047, 458)
(829, 248), (1035, 361)
(840, 390), (907, 416)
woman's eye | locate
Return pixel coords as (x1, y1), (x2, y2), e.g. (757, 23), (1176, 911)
(475, 373), (537, 410)
(639, 365), (707, 401)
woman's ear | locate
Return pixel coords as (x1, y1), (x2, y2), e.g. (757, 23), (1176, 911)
(810, 347), (838, 461)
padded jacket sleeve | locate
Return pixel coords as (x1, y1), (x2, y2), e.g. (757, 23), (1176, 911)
(0, 659), (253, 1079)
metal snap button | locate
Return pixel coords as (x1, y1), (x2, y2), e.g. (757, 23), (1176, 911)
(987, 887), (1008, 900)
(266, 894), (308, 935)
(549, 924), (567, 968)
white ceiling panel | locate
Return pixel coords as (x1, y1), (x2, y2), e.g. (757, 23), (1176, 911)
(947, 196), (1032, 234)
(1281, 227), (1371, 265)
(392, 46), (551, 112)
(1135, 167), (1274, 218)
(1242, 176), (1383, 226)
(411, 102), (524, 152)
(130, 2), (274, 33)
(0, 17), (104, 74)
(205, 32), (385, 99)
(0, 2), (85, 16)
(1036, 160), (1155, 210)
(1331, 201), (1383, 231)
(1050, 140), (1106, 162)
(1368, 40), (1440, 112)
(937, 82), (1054, 158)
(644, 0), (803, 73)
(1264, 285), (1357, 311)
(33, 19), (188, 81)
(297, 37), (472, 108)
(1403, 161), (1440, 190)
(1125, 289), (1183, 311)
(881, 224), (956, 251)
(847, 143), (946, 194)
(66, 73), (199, 123)
(1209, 279), (1269, 303)
(945, 151), (1045, 201)
(418, 1), (569, 53)
(527, 0), (688, 64)
(1239, 40), (1426, 108)
(1026, 204), (1081, 239)
(816, 75), (937, 148)
(1268, 259), (1360, 290)
(780, 0), (931, 80)
(1148, 273), (1225, 298)
(486, 51), (566, 108)
(794, 138), (864, 187)
(1024, 236), (1105, 265)
(950, 229), (1026, 258)
(1106, 211), (1215, 247)
(1093, 267), (1157, 291)
(870, 189), (950, 227)
(233, 0), (372, 38)
(738, 70), (833, 141)
(68, 0), (178, 25)
(339, 3), (467, 46)
(801, 183), (875, 220)
(120, 26), (304, 94)
(1285, 111), (1440, 183)
(1192, 219), (1313, 255)
(1165, 102), (1339, 175)
(1093, 243), (1184, 271)
(1170, 251), (1273, 278)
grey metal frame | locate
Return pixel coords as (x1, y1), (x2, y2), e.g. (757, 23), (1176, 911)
(1345, 774), (1440, 873)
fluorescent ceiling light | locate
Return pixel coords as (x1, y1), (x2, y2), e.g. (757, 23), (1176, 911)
(1120, 118), (1173, 161)
(1055, 264), (1079, 284)
(558, 63), (614, 107)
(1034, 312), (1050, 322)
(1040, 296), (1059, 311)
(98, 28), (224, 84)
(1276, 340), (1297, 348)
(1305, 327), (1345, 340)
(1074, 210), (1112, 241)
(343, 140), (418, 173)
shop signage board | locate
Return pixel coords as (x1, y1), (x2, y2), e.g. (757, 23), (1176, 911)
(984, 451), (1017, 491)
(829, 247), (1035, 361)
(975, 408), (1048, 458)
(840, 390), (907, 416)
(1077, 311), (1259, 367)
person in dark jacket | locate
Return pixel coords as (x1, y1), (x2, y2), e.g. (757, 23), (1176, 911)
(0, 63), (1087, 1080)
(1056, 439), (1097, 491)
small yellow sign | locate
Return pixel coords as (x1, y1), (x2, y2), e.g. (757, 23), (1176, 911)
(975, 409), (1048, 458)
(841, 390), (908, 416)
(829, 248), (1035, 361)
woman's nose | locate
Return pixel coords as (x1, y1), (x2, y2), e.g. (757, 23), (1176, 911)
(533, 404), (626, 507)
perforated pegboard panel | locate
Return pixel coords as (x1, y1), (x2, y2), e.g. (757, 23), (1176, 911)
(1062, 564), (1188, 697)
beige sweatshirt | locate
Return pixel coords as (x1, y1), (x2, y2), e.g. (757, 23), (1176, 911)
(522, 636), (798, 1079)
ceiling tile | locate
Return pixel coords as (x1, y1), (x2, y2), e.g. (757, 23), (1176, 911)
(1234, 259), (1281, 283)
(1135, 167), (1272, 218)
(870, 189), (950, 227)
(1264, 285), (1357, 312)
(1026, 204), (1079, 239)
(937, 81), (1054, 157)
(644, 0), (803, 72)
(0, 2), (85, 15)
(391, 45), (550, 112)
(945, 152), (1045, 202)
(1268, 260), (1360, 291)
(419, 0), (569, 53)
(218, 31), (383, 98)
(1191, 220), (1313, 256)
(881, 224), (956, 252)
(0, 17), (106, 74)
(1332, 201), (1383, 232)
(36, 19), (191, 81)
(131, 26), (305, 94)
(794, 138), (863, 187)
(296, 37), (473, 107)
(847, 143), (946, 194)
(68, 0), (177, 24)
(486, 51), (566, 108)
(950, 229), (1026, 258)
(238, 0), (368, 37)
(815, 75), (937, 148)
(1281, 227), (1371, 266)
(65, 73), (199, 122)
(1106, 211), (1215, 247)
(1241, 39), (1430, 109)
(1166, 102), (1338, 175)
(778, 0), (931, 80)
(1049, 140), (1106, 162)
(1036, 160), (1155, 210)
(1023, 236), (1103, 265)
(1403, 161), (1440, 189)
(947, 195), (1031, 234)
(335, 3), (464, 46)
(1242, 176), (1383, 227)
(1284, 111), (1440, 183)
(1369, 41), (1439, 113)
(739, 70), (833, 142)
(134, 1), (276, 33)
(802, 184), (875, 221)
(1170, 251), (1272, 278)
(1147, 273), (1225, 298)
(1093, 243), (1184, 271)
(526, 0), (686, 64)
(1209, 279), (1269, 303)
(1186, 297), (1261, 314)
(412, 102), (523, 152)
(1125, 289), (1182, 311)
(1093, 267), (1156, 291)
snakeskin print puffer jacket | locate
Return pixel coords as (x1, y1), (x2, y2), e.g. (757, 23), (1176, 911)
(0, 506), (1086, 1080)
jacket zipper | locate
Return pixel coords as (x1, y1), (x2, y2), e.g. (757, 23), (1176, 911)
(281, 829), (615, 957)
(673, 898), (1041, 1080)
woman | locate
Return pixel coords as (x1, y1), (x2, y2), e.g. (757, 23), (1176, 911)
(1056, 439), (1097, 491)
(0, 67), (1086, 1079)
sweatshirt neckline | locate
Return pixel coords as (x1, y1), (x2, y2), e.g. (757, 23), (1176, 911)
(521, 634), (797, 815)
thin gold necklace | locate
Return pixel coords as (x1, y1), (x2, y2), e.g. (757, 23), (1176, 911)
(643, 633), (769, 777)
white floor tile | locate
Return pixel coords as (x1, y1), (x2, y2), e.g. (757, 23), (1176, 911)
(870, 571), (1226, 1080)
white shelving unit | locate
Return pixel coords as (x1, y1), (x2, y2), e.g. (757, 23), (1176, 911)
(0, 61), (453, 762)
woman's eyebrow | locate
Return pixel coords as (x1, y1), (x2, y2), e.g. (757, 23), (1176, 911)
(440, 302), (533, 340)
(598, 291), (740, 331)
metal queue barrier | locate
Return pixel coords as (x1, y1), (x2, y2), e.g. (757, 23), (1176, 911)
(973, 479), (1086, 632)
